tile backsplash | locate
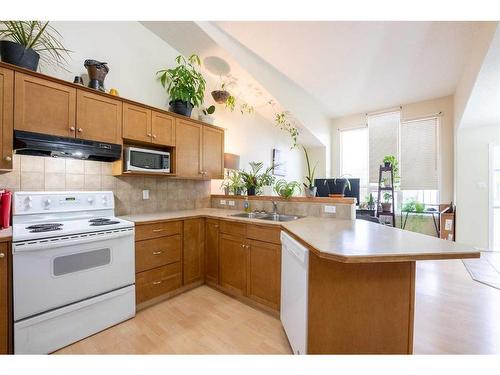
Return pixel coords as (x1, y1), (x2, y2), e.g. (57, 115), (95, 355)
(0, 155), (211, 216)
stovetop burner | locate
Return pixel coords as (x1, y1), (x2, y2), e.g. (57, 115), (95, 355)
(26, 223), (64, 233)
(89, 219), (120, 226)
(89, 218), (112, 223)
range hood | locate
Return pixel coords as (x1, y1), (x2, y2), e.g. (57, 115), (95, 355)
(14, 130), (122, 162)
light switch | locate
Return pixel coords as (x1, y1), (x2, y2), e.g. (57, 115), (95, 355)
(324, 205), (336, 213)
(228, 200), (235, 206)
(142, 190), (150, 200)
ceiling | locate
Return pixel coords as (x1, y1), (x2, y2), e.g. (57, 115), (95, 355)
(460, 25), (500, 128)
(215, 21), (483, 118)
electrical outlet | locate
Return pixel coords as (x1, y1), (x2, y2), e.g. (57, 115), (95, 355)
(220, 199), (226, 205)
(228, 200), (235, 206)
(324, 205), (336, 213)
(142, 190), (150, 200)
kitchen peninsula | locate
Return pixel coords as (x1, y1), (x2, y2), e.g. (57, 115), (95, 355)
(120, 207), (479, 354)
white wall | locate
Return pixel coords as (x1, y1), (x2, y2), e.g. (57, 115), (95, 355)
(41, 22), (305, 190)
(456, 125), (500, 249)
(330, 96), (455, 202)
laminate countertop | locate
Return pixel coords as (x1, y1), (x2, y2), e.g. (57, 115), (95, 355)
(0, 227), (12, 243)
(120, 209), (479, 263)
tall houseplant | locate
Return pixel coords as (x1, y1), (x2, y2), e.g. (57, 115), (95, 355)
(302, 146), (317, 197)
(0, 21), (70, 71)
(157, 54), (206, 117)
(240, 161), (264, 196)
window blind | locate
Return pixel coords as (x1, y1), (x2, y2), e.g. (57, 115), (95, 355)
(400, 117), (438, 190)
(368, 111), (400, 183)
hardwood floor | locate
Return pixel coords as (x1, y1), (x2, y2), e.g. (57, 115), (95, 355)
(55, 285), (291, 354)
(55, 260), (500, 354)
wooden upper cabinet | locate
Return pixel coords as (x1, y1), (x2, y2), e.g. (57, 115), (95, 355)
(219, 232), (247, 296)
(202, 126), (224, 179)
(152, 111), (175, 146)
(76, 90), (122, 144)
(183, 218), (205, 285)
(247, 239), (281, 310)
(175, 119), (202, 178)
(14, 72), (76, 138)
(122, 103), (152, 143)
(0, 67), (14, 170)
(205, 219), (220, 285)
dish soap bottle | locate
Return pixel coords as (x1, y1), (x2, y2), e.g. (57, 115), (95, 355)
(244, 197), (251, 213)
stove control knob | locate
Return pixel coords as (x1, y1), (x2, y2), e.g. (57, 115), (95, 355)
(44, 198), (51, 207)
(88, 197), (94, 205)
(26, 202), (32, 209)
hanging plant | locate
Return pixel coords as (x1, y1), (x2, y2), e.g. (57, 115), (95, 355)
(275, 111), (299, 149)
(212, 83), (230, 103)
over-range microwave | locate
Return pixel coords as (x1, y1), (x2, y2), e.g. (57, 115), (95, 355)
(124, 147), (170, 173)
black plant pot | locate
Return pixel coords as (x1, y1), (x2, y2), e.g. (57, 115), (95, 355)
(0, 41), (40, 71)
(247, 186), (256, 196)
(384, 161), (391, 168)
(169, 100), (194, 117)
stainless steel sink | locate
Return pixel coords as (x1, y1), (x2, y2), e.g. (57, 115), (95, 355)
(229, 212), (302, 222)
(259, 214), (302, 222)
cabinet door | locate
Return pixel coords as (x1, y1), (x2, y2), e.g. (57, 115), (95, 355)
(0, 243), (9, 354)
(175, 119), (202, 178)
(205, 219), (219, 284)
(202, 126), (224, 179)
(76, 90), (122, 144)
(247, 239), (281, 311)
(0, 68), (13, 170)
(152, 111), (175, 146)
(219, 233), (247, 296)
(183, 218), (205, 285)
(122, 103), (151, 143)
(14, 72), (76, 138)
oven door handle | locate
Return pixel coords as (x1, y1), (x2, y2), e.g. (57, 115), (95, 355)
(12, 228), (135, 253)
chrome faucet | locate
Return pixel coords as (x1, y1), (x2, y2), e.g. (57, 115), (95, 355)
(272, 201), (279, 216)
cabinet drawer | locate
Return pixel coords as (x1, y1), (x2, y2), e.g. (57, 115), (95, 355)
(246, 224), (281, 245)
(136, 263), (182, 305)
(135, 235), (181, 273)
(135, 221), (182, 241)
(219, 220), (246, 237)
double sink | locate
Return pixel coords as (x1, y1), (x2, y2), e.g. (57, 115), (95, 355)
(229, 212), (302, 222)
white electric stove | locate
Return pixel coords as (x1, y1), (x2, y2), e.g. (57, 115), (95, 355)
(12, 191), (136, 354)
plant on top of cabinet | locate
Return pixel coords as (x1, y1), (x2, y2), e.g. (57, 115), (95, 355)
(199, 105), (215, 124)
(157, 54), (206, 117)
(274, 179), (301, 199)
(302, 145), (318, 197)
(0, 21), (70, 71)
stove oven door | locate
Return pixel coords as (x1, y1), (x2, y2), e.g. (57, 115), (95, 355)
(13, 228), (135, 321)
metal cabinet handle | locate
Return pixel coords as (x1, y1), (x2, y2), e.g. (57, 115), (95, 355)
(241, 244), (245, 248)
(214, 225), (219, 228)
(152, 251), (163, 255)
(78, 128), (83, 133)
(152, 229), (165, 232)
(152, 134), (157, 139)
(152, 281), (162, 285)
(70, 126), (75, 131)
(147, 133), (152, 137)
(4, 156), (12, 161)
(0, 253), (4, 258)
(246, 245), (250, 249)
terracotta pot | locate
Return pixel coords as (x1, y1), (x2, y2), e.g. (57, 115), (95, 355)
(381, 202), (392, 212)
(211, 90), (230, 104)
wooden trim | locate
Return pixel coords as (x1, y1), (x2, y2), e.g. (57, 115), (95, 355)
(0, 61), (224, 131)
(211, 194), (356, 205)
(407, 261), (416, 354)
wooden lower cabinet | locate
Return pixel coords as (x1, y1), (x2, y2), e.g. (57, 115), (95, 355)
(136, 263), (182, 305)
(219, 232), (247, 296)
(183, 218), (205, 285)
(0, 242), (10, 354)
(205, 219), (219, 284)
(135, 235), (181, 273)
(247, 239), (281, 310)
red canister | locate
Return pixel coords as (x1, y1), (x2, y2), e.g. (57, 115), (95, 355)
(0, 190), (12, 228)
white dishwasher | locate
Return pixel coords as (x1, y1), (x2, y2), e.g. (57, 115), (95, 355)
(280, 231), (309, 355)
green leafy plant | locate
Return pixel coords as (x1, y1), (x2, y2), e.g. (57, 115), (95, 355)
(259, 164), (276, 187)
(383, 192), (392, 203)
(382, 155), (400, 187)
(402, 198), (425, 213)
(365, 193), (375, 209)
(302, 146), (317, 189)
(240, 161), (264, 190)
(221, 170), (244, 194)
(0, 21), (71, 70)
(275, 111), (299, 149)
(157, 54), (206, 107)
(274, 179), (301, 199)
(225, 95), (236, 111)
(202, 105), (215, 116)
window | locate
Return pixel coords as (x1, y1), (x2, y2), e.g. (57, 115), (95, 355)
(339, 127), (368, 201)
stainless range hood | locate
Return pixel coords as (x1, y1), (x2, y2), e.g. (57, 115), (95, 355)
(14, 130), (122, 162)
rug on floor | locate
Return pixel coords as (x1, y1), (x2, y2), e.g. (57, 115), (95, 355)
(463, 252), (500, 290)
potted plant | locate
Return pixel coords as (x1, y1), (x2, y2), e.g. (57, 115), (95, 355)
(302, 146), (317, 197)
(0, 21), (70, 71)
(240, 161), (264, 196)
(325, 175), (351, 197)
(199, 105), (215, 124)
(259, 165), (276, 196)
(157, 54), (206, 117)
(221, 170), (244, 195)
(366, 193), (375, 210)
(381, 192), (392, 212)
(274, 179), (301, 199)
(211, 82), (230, 104)
(382, 155), (400, 187)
